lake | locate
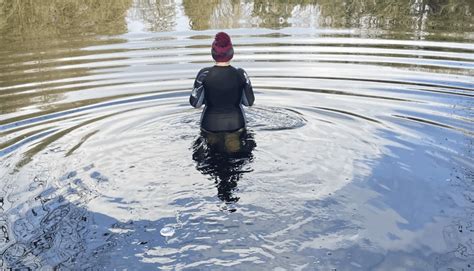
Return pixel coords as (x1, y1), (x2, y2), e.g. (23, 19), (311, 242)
(0, 0), (473, 270)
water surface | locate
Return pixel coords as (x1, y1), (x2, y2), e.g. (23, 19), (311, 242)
(0, 0), (473, 270)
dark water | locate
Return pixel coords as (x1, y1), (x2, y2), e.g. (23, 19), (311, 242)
(1, 0), (473, 270)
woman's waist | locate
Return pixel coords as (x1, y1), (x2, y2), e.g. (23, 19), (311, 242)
(204, 105), (242, 114)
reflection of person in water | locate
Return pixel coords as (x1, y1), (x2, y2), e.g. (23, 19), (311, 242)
(192, 130), (256, 204)
(189, 32), (255, 133)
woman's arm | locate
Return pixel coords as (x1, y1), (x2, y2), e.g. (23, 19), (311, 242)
(189, 68), (209, 108)
(238, 68), (255, 106)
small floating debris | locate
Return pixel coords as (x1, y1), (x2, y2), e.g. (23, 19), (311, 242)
(83, 163), (94, 171)
(90, 171), (109, 182)
(160, 226), (175, 237)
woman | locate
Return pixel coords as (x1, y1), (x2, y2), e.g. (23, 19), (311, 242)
(189, 32), (255, 134)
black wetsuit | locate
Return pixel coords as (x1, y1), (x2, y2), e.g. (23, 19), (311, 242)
(189, 65), (255, 132)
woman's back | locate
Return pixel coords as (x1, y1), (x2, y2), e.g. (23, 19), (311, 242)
(204, 66), (244, 111)
(189, 32), (254, 133)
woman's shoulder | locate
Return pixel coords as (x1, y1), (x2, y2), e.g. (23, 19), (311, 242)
(195, 67), (213, 79)
(231, 66), (250, 82)
(229, 66), (248, 78)
(230, 65), (246, 72)
(195, 67), (213, 84)
(197, 66), (213, 74)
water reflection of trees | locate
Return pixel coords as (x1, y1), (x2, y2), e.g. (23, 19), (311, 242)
(129, 0), (177, 32)
(316, 0), (473, 34)
(0, 0), (132, 115)
(181, 0), (473, 36)
(251, 0), (315, 29)
(183, 0), (215, 30)
(0, 0), (132, 40)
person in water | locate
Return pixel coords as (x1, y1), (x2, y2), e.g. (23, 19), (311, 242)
(189, 32), (255, 135)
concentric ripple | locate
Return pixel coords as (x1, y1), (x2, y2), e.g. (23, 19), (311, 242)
(1, 2), (474, 270)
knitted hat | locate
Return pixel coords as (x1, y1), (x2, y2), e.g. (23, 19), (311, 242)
(211, 32), (234, 62)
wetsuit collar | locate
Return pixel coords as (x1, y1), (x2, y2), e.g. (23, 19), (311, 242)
(214, 62), (231, 67)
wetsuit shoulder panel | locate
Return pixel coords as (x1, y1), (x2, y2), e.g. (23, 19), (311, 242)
(236, 68), (255, 106)
(189, 67), (211, 108)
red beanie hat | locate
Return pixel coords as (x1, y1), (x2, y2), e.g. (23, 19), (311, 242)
(211, 32), (234, 62)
